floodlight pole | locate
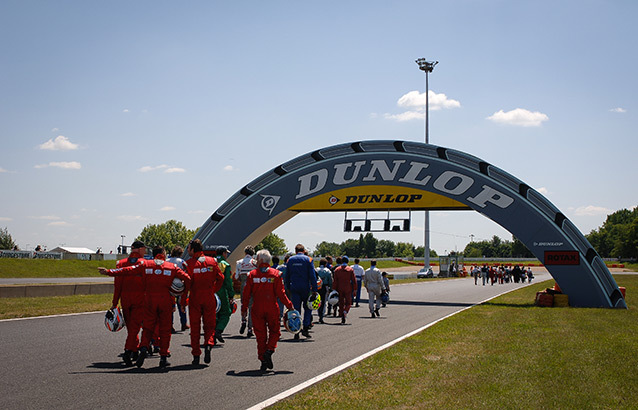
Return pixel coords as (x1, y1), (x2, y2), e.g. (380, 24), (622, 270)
(416, 58), (438, 271)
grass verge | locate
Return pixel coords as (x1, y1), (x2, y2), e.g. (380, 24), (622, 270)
(271, 275), (638, 409)
(0, 259), (117, 278)
(0, 293), (112, 320)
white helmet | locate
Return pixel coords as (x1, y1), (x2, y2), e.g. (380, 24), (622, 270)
(327, 290), (339, 306)
(105, 306), (125, 332)
(170, 277), (185, 297)
(283, 309), (302, 334)
(215, 293), (221, 313)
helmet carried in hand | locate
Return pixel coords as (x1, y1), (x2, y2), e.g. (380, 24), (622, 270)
(229, 298), (237, 314)
(215, 293), (221, 313)
(327, 290), (339, 306)
(170, 277), (185, 297)
(283, 309), (302, 334)
(306, 292), (321, 310)
(105, 306), (125, 332)
(380, 291), (390, 304)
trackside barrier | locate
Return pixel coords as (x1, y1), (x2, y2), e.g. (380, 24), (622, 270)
(0, 283), (114, 298)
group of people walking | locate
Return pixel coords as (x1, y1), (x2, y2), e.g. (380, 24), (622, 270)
(470, 264), (534, 286)
(100, 240), (390, 372)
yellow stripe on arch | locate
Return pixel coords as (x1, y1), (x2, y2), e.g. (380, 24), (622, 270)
(288, 185), (470, 212)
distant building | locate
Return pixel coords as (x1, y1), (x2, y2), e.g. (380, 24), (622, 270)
(48, 246), (100, 261)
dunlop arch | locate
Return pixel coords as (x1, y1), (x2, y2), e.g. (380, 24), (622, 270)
(193, 140), (626, 308)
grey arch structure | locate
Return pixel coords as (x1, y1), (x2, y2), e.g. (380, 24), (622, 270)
(193, 140), (625, 308)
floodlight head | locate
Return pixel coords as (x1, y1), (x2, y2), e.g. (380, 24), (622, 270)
(416, 58), (438, 73)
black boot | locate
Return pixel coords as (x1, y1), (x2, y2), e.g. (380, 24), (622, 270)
(123, 350), (133, 367)
(204, 344), (212, 364)
(192, 355), (200, 366)
(301, 326), (312, 338)
(131, 350), (139, 361)
(135, 347), (147, 368)
(264, 349), (274, 369)
(260, 360), (268, 372)
(215, 330), (225, 344)
(159, 355), (170, 368)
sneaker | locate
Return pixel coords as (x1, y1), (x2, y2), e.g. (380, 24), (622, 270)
(341, 316), (346, 324)
(375, 308), (380, 317)
(171, 327), (177, 334)
(301, 328), (312, 338)
(192, 355), (200, 365)
(122, 350), (133, 366)
(294, 333), (300, 341)
(159, 356), (170, 368)
(181, 324), (190, 332)
(355, 303), (359, 307)
(260, 360), (268, 372)
(204, 344), (212, 364)
(135, 347), (147, 368)
(239, 320), (247, 334)
(318, 319), (325, 324)
(246, 329), (254, 338)
(264, 350), (274, 369)
(371, 312), (375, 318)
(215, 331), (225, 344)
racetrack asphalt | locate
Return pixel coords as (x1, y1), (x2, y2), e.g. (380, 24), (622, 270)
(0, 269), (551, 409)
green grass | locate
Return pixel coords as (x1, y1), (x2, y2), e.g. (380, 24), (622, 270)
(0, 259), (117, 278)
(272, 275), (638, 409)
(0, 293), (112, 320)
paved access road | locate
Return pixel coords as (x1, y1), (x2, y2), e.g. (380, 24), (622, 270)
(0, 270), (550, 409)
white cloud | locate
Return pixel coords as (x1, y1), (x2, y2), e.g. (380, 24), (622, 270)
(117, 215), (148, 222)
(123, 109), (130, 113)
(0, 167), (8, 173)
(38, 135), (79, 151)
(486, 108), (549, 127)
(160, 206), (176, 211)
(384, 111), (425, 122)
(609, 107), (626, 113)
(139, 165), (184, 173)
(536, 187), (549, 195)
(35, 161), (82, 170)
(48, 221), (69, 226)
(51, 128), (60, 133)
(0, 217), (12, 221)
(223, 165), (235, 171)
(384, 90), (460, 122)
(139, 165), (169, 172)
(397, 90), (461, 111)
(30, 215), (61, 220)
(120, 192), (135, 197)
(572, 205), (612, 216)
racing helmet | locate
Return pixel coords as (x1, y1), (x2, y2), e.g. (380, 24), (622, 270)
(316, 277), (323, 288)
(283, 309), (302, 334)
(229, 298), (238, 314)
(105, 306), (125, 332)
(327, 290), (339, 306)
(380, 291), (390, 304)
(170, 277), (185, 297)
(306, 293), (321, 310)
(215, 293), (221, 313)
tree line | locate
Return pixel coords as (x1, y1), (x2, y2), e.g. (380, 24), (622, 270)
(586, 207), (638, 260)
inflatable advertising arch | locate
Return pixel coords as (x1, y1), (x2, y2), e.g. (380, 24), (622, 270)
(192, 140), (625, 308)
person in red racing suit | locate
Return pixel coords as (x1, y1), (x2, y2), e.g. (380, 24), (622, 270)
(242, 249), (294, 372)
(111, 240), (146, 366)
(183, 239), (224, 365)
(99, 246), (190, 369)
(332, 255), (357, 324)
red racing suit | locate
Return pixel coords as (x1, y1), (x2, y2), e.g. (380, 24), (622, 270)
(106, 257), (190, 357)
(332, 265), (356, 318)
(242, 266), (293, 361)
(112, 252), (145, 352)
(184, 252), (224, 356)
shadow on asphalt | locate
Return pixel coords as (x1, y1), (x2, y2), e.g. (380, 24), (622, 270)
(70, 361), (213, 374)
(226, 369), (293, 377)
(388, 300), (476, 307)
(482, 301), (535, 308)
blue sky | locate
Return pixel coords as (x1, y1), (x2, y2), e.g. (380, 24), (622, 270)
(1, 1), (635, 255)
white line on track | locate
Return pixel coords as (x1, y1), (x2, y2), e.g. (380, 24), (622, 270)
(247, 287), (517, 410)
(0, 310), (103, 322)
